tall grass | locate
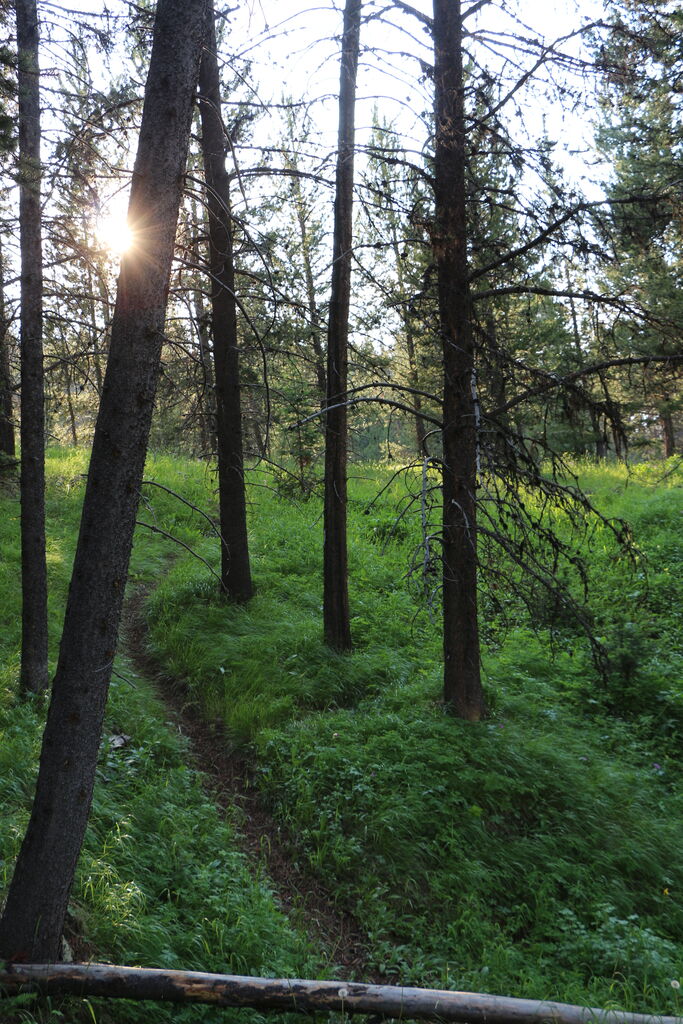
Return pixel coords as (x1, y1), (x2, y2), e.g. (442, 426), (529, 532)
(1, 450), (682, 1020)
(0, 450), (318, 1024)
(146, 455), (683, 1011)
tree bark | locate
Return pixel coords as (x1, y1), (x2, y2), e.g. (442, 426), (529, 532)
(198, 6), (253, 602)
(0, 233), (15, 459)
(0, 0), (208, 963)
(323, 0), (361, 652)
(432, 0), (485, 719)
(16, 0), (48, 694)
(0, 963), (678, 1024)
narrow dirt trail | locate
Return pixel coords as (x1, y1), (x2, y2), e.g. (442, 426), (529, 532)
(122, 589), (381, 984)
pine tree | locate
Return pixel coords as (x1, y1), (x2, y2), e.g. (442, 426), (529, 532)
(0, 0), (209, 962)
(595, 0), (683, 454)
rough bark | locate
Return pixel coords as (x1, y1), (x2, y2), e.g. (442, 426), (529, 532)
(0, 234), (15, 458)
(0, 964), (679, 1024)
(323, 0), (361, 652)
(0, 0), (208, 963)
(16, 0), (48, 694)
(198, 6), (253, 602)
(432, 0), (485, 719)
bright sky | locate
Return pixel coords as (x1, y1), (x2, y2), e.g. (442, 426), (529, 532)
(37, 0), (613, 248)
(219, 0), (612, 213)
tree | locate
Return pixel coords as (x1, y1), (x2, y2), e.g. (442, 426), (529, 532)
(0, 0), (208, 963)
(43, 64), (137, 445)
(198, 4), (253, 602)
(16, 0), (48, 694)
(0, 231), (14, 458)
(595, 0), (683, 455)
(323, 0), (361, 652)
(0, 32), (15, 461)
(431, 0), (485, 719)
(358, 0), (658, 716)
(359, 119), (436, 457)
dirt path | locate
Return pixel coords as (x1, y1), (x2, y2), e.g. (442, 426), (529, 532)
(122, 589), (379, 983)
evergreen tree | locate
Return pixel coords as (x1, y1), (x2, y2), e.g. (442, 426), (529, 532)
(595, 0), (683, 454)
(16, 0), (48, 694)
(198, 3), (253, 602)
(0, 0), (208, 962)
(323, 0), (361, 653)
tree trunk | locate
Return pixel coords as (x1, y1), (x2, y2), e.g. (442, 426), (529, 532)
(0, 0), (208, 964)
(81, 216), (107, 397)
(63, 367), (78, 446)
(432, 0), (485, 720)
(290, 173), (327, 405)
(198, 7), (253, 602)
(660, 406), (675, 458)
(1, 963), (679, 1024)
(0, 233), (15, 458)
(323, 0), (361, 652)
(16, 0), (48, 694)
(589, 408), (607, 459)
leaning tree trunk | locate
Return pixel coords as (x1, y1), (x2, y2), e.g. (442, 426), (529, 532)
(432, 0), (485, 720)
(198, 5), (253, 602)
(323, 0), (361, 652)
(0, 233), (15, 458)
(16, 0), (48, 694)
(0, 0), (208, 964)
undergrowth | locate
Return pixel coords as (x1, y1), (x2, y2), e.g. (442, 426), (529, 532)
(145, 454), (683, 1012)
(1, 450), (682, 1020)
(0, 451), (317, 1024)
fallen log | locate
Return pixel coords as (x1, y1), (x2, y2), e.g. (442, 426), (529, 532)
(0, 964), (681, 1024)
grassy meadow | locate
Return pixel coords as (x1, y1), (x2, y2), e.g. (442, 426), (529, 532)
(1, 449), (682, 1021)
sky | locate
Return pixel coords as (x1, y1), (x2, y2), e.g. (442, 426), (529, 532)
(34, 0), (615, 239)
(226, 0), (610, 182)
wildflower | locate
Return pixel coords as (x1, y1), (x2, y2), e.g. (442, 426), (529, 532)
(664, 888), (671, 896)
(671, 980), (680, 990)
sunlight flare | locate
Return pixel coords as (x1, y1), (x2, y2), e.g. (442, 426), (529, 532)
(96, 213), (134, 256)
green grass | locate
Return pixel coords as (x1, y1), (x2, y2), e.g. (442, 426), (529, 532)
(2, 450), (683, 1020)
(145, 454), (683, 1012)
(0, 450), (318, 1023)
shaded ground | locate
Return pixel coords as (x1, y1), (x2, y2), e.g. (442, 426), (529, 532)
(122, 588), (378, 983)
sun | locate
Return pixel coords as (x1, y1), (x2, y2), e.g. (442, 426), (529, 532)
(96, 212), (134, 256)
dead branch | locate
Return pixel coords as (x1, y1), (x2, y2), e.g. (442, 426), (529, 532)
(0, 964), (681, 1024)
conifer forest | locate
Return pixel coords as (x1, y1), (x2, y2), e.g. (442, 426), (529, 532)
(0, 1), (682, 1021)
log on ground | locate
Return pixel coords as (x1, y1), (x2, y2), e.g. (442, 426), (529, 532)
(1, 964), (682, 1024)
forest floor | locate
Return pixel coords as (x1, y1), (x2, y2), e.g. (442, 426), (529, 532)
(2, 451), (683, 1024)
(122, 586), (378, 984)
